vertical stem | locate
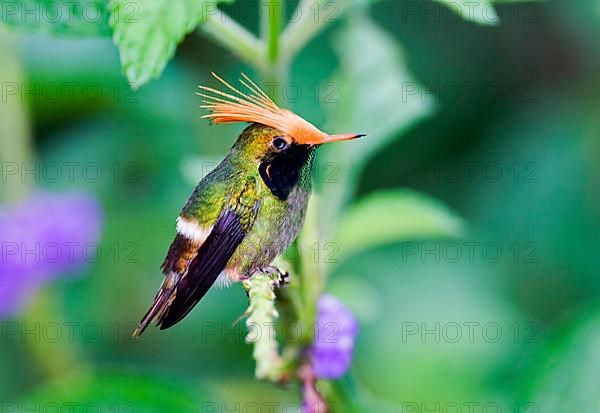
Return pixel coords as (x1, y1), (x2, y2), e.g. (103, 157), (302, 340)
(264, 0), (283, 64)
(258, 0), (326, 353)
(297, 195), (323, 345)
(255, 2), (324, 375)
(300, 362), (329, 413)
(0, 27), (32, 204)
(260, 0), (285, 102)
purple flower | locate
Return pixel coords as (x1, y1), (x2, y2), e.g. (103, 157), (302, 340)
(0, 191), (103, 317)
(312, 294), (359, 380)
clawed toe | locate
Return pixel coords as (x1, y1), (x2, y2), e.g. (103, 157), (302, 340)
(258, 265), (290, 287)
(277, 270), (290, 287)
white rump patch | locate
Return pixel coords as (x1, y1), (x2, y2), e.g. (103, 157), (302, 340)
(176, 216), (210, 243)
(215, 268), (241, 288)
(215, 272), (233, 288)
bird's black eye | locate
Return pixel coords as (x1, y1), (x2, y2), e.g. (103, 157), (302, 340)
(271, 136), (289, 151)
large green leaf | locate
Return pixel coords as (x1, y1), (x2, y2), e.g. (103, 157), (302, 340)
(0, 0), (111, 36)
(528, 308), (600, 412)
(110, 0), (231, 87)
(319, 14), (434, 234)
(332, 189), (465, 261)
(325, 13), (434, 173)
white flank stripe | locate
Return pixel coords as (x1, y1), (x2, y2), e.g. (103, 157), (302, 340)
(176, 216), (210, 243)
(214, 272), (233, 288)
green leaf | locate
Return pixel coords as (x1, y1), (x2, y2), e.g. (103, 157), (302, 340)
(109, 0), (231, 87)
(332, 190), (465, 260)
(325, 13), (434, 172)
(528, 308), (600, 412)
(0, 0), (111, 36)
(318, 14), (434, 234)
(22, 370), (205, 412)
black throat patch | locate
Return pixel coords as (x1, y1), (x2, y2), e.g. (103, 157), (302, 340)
(259, 144), (313, 201)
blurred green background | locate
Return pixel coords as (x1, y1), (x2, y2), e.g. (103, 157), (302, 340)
(1, 0), (600, 411)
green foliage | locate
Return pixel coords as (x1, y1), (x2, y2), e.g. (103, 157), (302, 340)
(22, 371), (205, 412)
(528, 309), (600, 412)
(2, 0), (598, 410)
(349, 253), (526, 405)
(0, 0), (234, 86)
(0, 0), (110, 35)
(326, 13), (434, 173)
(319, 13), (434, 233)
(109, 0), (232, 86)
(332, 189), (465, 261)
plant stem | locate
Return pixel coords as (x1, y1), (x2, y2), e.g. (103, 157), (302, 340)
(0, 27), (32, 204)
(263, 0), (283, 64)
(200, 0), (335, 389)
(257, 0), (326, 355)
(260, 0), (285, 102)
(243, 272), (284, 381)
(297, 195), (323, 346)
(199, 10), (265, 72)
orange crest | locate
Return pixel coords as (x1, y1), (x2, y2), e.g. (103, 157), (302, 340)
(198, 73), (364, 145)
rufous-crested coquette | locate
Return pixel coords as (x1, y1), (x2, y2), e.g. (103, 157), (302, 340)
(133, 73), (364, 337)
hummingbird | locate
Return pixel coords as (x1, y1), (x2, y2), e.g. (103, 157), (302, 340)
(133, 73), (364, 337)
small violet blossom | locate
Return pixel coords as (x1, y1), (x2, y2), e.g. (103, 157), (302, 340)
(312, 294), (359, 379)
(0, 191), (103, 317)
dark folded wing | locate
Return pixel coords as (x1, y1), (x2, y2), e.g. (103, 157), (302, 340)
(158, 208), (247, 329)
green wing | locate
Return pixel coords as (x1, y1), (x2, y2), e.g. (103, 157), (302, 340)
(158, 177), (261, 329)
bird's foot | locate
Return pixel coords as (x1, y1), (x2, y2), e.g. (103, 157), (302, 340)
(260, 265), (290, 288)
